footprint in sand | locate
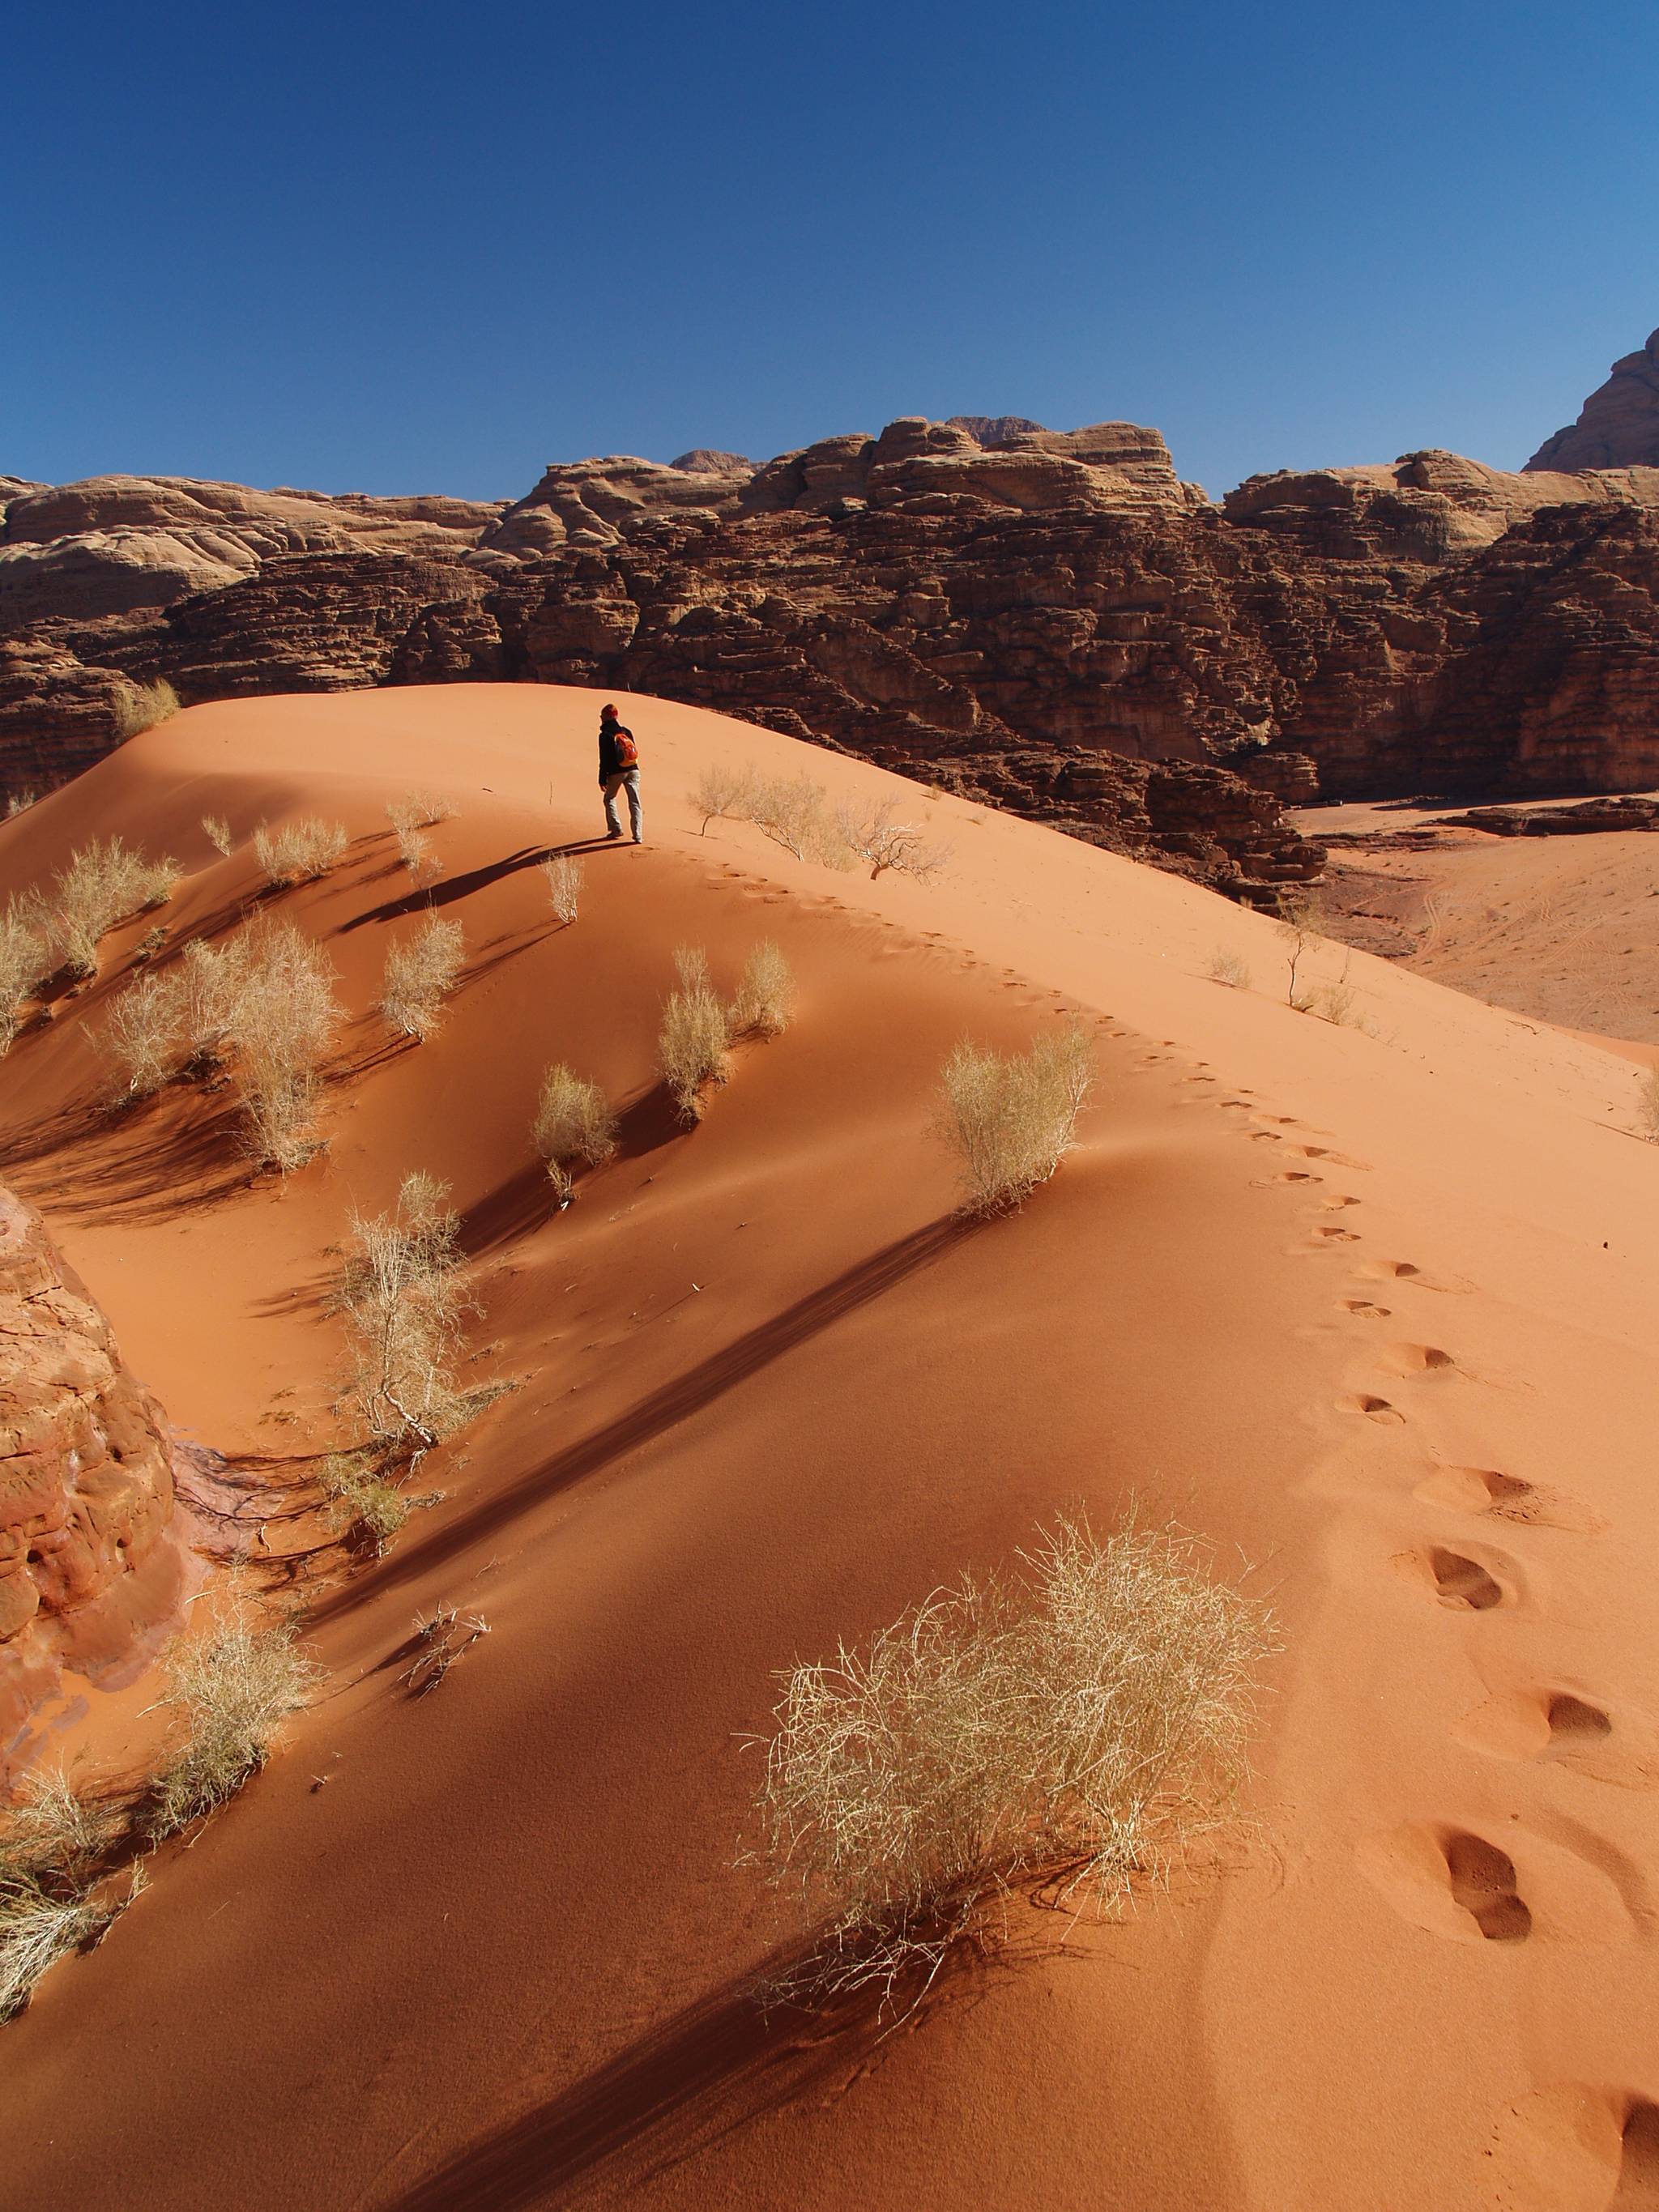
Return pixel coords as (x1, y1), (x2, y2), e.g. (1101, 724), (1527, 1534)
(1359, 1822), (1637, 1949)
(1358, 1258), (1475, 1294)
(1296, 1144), (1374, 1170)
(1452, 1686), (1651, 1789)
(1311, 1224), (1361, 1242)
(1341, 1298), (1392, 1319)
(1395, 1542), (1517, 1609)
(1320, 1193), (1362, 1212)
(1342, 1392), (1408, 1426)
(1413, 1464), (1605, 1535)
(1381, 1341), (1463, 1379)
(1485, 2087), (1659, 2212)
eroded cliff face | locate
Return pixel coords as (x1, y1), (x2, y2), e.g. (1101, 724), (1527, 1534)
(0, 1186), (184, 1757)
(1528, 329), (1659, 473)
(7, 381), (1659, 892)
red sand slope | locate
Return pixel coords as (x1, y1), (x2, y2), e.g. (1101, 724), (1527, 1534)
(1, 685), (1657, 2211)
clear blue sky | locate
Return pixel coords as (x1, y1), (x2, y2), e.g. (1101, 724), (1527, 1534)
(6, 0), (1657, 501)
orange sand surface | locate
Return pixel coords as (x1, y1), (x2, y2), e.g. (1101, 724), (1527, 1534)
(2, 685), (1657, 2210)
(1303, 797), (1659, 1047)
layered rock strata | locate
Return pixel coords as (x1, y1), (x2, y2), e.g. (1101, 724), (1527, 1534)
(0, 1186), (181, 1750)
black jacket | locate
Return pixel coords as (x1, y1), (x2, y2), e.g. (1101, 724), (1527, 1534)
(598, 723), (634, 783)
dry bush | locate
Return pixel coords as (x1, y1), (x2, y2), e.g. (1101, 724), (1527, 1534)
(543, 853), (584, 925)
(6, 791), (38, 819)
(380, 914), (464, 1041)
(747, 774), (851, 867)
(1307, 977), (1358, 1025)
(0, 1770), (113, 1891)
(1638, 1068), (1659, 1143)
(729, 940), (795, 1038)
(403, 1604), (488, 1696)
(29, 838), (180, 977)
(659, 945), (731, 1123)
(934, 1021), (1093, 1214)
(747, 1509), (1274, 2006)
(533, 1063), (617, 1202)
(836, 799), (950, 883)
(202, 814), (235, 858)
(0, 1770), (138, 2020)
(1207, 948), (1251, 989)
(112, 676), (181, 740)
(692, 761), (761, 834)
(405, 789), (456, 827)
(335, 1173), (468, 1450)
(149, 1610), (318, 1838)
(0, 904), (49, 1056)
(392, 820), (438, 885)
(1277, 888), (1325, 1010)
(224, 920), (342, 1169)
(318, 1453), (424, 1555)
(107, 967), (191, 1097)
(0, 1879), (113, 2022)
(253, 816), (348, 887)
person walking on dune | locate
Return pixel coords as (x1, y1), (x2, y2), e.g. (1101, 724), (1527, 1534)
(597, 702), (643, 844)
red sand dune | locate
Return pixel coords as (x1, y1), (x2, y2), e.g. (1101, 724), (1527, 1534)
(1, 684), (1657, 2210)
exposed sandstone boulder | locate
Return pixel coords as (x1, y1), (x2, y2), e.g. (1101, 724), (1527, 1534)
(478, 453), (753, 557)
(0, 1186), (182, 1752)
(669, 449), (754, 474)
(1528, 328), (1659, 472)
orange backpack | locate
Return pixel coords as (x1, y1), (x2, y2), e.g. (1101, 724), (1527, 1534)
(613, 727), (638, 768)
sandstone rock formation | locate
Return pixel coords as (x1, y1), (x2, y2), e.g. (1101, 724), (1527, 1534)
(8, 382), (1659, 901)
(0, 474), (503, 626)
(1528, 328), (1659, 472)
(0, 1185), (181, 1753)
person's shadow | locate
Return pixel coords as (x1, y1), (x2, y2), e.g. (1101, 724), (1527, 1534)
(340, 836), (626, 929)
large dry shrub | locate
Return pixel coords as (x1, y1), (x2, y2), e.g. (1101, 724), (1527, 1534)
(747, 774), (851, 867)
(387, 799), (440, 884)
(659, 945), (730, 1123)
(729, 940), (795, 1038)
(253, 816), (348, 887)
(533, 1063), (617, 1202)
(334, 1173), (468, 1450)
(934, 1021), (1092, 1214)
(149, 1610), (318, 1838)
(379, 914), (464, 1041)
(107, 967), (190, 1097)
(748, 1510), (1274, 2005)
(0, 904), (50, 1056)
(29, 837), (179, 978)
(225, 919), (342, 1169)
(318, 1452), (424, 1555)
(692, 761), (761, 834)
(543, 853), (583, 925)
(202, 813), (236, 858)
(836, 799), (950, 883)
(112, 676), (181, 740)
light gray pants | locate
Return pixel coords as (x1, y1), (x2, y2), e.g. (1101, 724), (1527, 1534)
(603, 770), (642, 841)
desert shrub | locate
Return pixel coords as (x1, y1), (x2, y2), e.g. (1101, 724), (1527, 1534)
(1277, 888), (1325, 1010)
(149, 1611), (318, 1838)
(253, 816), (348, 888)
(202, 814), (235, 858)
(1307, 977), (1358, 1025)
(402, 1604), (489, 1695)
(224, 919), (342, 1169)
(934, 1021), (1092, 1214)
(107, 967), (191, 1097)
(379, 914), (464, 1041)
(30, 838), (180, 977)
(0, 1770), (138, 2022)
(317, 1453), (419, 1554)
(835, 799), (950, 883)
(544, 853), (584, 925)
(533, 1063), (617, 1202)
(748, 1509), (1274, 2005)
(335, 1173), (468, 1450)
(405, 789), (455, 827)
(729, 940), (795, 1038)
(6, 791), (38, 819)
(1207, 948), (1251, 989)
(1638, 1068), (1659, 1142)
(112, 676), (181, 741)
(692, 761), (761, 834)
(0, 904), (50, 1056)
(659, 945), (730, 1123)
(746, 774), (851, 867)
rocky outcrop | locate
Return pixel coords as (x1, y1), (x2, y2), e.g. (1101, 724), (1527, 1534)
(0, 1186), (182, 1752)
(0, 475), (504, 627)
(1528, 328), (1659, 472)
